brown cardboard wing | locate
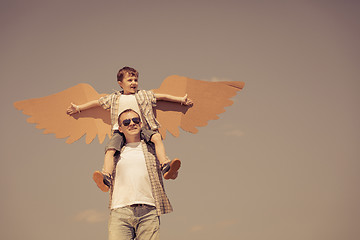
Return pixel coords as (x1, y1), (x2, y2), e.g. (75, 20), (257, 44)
(14, 76), (244, 144)
(14, 83), (111, 144)
(153, 75), (245, 138)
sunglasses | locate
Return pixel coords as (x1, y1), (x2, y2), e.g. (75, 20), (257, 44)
(121, 117), (141, 126)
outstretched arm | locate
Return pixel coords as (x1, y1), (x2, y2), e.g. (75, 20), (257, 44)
(66, 100), (101, 115)
(154, 93), (193, 106)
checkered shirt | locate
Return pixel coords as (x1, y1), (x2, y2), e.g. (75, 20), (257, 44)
(98, 90), (161, 132)
(109, 140), (173, 216)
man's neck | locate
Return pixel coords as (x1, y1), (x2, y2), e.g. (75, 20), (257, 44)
(124, 135), (141, 143)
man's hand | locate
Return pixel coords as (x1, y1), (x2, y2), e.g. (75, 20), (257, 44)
(66, 103), (80, 115)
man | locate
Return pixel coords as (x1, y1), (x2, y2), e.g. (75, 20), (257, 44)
(108, 108), (173, 240)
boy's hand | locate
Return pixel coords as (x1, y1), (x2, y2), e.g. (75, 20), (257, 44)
(66, 103), (80, 115)
(181, 94), (193, 106)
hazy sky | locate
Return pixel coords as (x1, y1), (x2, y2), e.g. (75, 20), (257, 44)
(1, 1), (360, 240)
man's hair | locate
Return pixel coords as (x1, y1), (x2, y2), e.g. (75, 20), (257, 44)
(117, 66), (139, 82)
(118, 109), (141, 126)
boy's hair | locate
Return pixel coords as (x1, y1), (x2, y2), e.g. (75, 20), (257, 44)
(118, 109), (141, 126)
(117, 66), (139, 82)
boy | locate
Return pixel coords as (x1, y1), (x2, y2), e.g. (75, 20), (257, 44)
(67, 67), (192, 192)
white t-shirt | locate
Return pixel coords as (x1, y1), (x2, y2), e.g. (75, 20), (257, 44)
(112, 94), (145, 131)
(111, 142), (155, 209)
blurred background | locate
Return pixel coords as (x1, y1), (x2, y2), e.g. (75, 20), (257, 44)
(1, 0), (359, 239)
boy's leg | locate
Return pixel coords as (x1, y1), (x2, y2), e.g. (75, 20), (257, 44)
(146, 132), (168, 166)
(103, 149), (116, 176)
(93, 131), (124, 192)
(93, 170), (113, 192)
(162, 159), (181, 180)
(142, 129), (181, 180)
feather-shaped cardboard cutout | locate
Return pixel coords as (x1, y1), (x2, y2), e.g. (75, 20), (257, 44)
(14, 83), (111, 144)
(154, 75), (245, 138)
(14, 75), (244, 144)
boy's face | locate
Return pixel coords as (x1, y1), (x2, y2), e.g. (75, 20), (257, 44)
(118, 72), (138, 94)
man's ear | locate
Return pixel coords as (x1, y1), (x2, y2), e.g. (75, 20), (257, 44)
(118, 125), (123, 133)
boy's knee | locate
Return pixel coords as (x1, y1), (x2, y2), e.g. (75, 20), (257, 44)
(105, 149), (116, 155)
(151, 133), (162, 143)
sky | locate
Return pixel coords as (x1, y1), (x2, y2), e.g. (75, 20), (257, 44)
(1, 0), (360, 240)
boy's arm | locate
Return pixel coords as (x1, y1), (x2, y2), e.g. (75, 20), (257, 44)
(66, 100), (101, 115)
(154, 93), (193, 106)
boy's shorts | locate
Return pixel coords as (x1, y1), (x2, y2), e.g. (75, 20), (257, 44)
(105, 128), (157, 153)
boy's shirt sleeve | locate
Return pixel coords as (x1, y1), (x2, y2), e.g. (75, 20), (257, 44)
(98, 93), (112, 110)
(147, 90), (157, 107)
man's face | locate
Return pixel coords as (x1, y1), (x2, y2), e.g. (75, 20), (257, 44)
(118, 73), (138, 94)
(118, 111), (142, 137)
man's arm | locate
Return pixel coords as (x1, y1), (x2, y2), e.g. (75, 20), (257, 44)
(154, 93), (193, 106)
(66, 100), (101, 115)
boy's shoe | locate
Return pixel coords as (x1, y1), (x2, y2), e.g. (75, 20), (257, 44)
(162, 158), (181, 180)
(93, 171), (112, 192)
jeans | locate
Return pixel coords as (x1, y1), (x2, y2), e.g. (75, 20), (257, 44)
(108, 205), (160, 240)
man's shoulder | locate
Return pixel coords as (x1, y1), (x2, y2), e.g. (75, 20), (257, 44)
(140, 139), (156, 152)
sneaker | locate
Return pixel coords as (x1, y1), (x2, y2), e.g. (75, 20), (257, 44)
(162, 158), (181, 180)
(93, 171), (112, 192)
